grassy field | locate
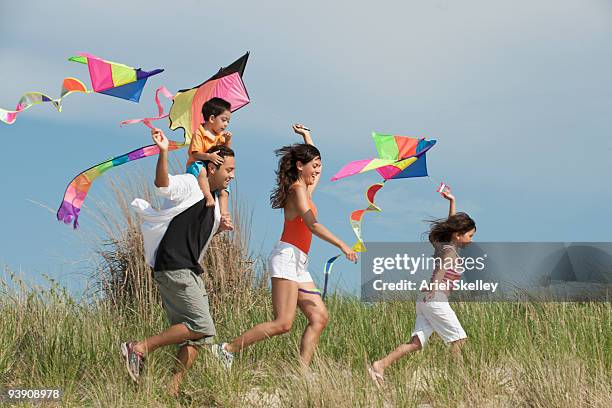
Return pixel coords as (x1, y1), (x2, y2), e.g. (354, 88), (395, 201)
(1, 178), (609, 407)
(0, 270), (609, 407)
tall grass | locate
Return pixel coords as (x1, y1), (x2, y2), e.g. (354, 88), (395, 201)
(83, 167), (264, 319)
(0, 171), (610, 407)
(1, 273), (610, 407)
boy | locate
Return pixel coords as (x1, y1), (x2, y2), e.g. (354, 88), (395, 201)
(187, 97), (233, 227)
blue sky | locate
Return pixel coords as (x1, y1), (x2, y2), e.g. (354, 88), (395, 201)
(1, 1), (611, 294)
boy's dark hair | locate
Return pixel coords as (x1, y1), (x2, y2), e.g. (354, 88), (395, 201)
(204, 145), (235, 171)
(202, 97), (232, 122)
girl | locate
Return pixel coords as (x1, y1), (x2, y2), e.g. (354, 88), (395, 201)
(212, 124), (357, 368)
(368, 190), (476, 386)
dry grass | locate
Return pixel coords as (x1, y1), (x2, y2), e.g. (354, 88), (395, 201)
(0, 171), (610, 407)
(82, 167), (265, 319)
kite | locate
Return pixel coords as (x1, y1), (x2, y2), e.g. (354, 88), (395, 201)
(121, 52), (250, 143)
(321, 132), (437, 299)
(68, 53), (164, 102)
(57, 53), (250, 228)
(0, 53), (163, 124)
(167, 52), (250, 144)
(330, 132), (436, 182)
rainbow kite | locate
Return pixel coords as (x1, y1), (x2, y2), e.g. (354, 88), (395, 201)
(1, 53), (163, 124)
(57, 53), (250, 228)
(322, 132), (436, 299)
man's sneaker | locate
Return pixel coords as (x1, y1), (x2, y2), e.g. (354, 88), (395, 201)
(121, 341), (145, 383)
(211, 343), (234, 370)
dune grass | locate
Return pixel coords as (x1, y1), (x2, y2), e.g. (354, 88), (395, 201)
(1, 173), (609, 407)
(1, 271), (610, 407)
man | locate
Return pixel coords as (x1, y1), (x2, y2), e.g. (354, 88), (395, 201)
(121, 128), (235, 395)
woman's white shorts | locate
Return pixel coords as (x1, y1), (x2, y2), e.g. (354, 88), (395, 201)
(411, 291), (467, 347)
(268, 241), (314, 283)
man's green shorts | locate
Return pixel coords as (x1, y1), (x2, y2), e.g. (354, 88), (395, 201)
(153, 268), (216, 347)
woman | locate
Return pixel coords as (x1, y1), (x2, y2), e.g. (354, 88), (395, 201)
(212, 124), (357, 368)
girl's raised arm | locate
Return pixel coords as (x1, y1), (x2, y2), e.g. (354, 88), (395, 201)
(441, 191), (456, 218)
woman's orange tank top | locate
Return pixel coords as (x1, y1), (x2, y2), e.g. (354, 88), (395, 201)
(280, 197), (318, 254)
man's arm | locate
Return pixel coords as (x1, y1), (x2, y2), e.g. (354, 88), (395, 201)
(152, 128), (170, 187)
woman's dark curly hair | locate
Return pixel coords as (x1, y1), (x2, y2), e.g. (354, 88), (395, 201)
(427, 212), (476, 246)
(270, 143), (321, 209)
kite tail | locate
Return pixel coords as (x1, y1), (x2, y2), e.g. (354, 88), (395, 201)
(57, 140), (186, 228)
(58, 86), (178, 228)
(0, 78), (90, 125)
(322, 254), (341, 300)
(321, 182), (385, 299)
(120, 86), (174, 129)
(349, 182), (384, 252)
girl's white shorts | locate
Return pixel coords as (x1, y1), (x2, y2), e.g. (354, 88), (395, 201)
(411, 291), (467, 347)
(268, 241), (314, 283)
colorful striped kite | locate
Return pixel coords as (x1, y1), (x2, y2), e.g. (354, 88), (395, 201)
(57, 53), (250, 228)
(1, 53), (163, 124)
(322, 132), (436, 299)
(331, 132), (436, 182)
(69, 53), (163, 102)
